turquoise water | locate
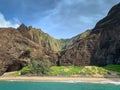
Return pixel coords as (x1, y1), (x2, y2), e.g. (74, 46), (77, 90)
(0, 81), (120, 90)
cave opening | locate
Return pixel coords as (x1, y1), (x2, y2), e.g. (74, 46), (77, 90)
(6, 62), (23, 72)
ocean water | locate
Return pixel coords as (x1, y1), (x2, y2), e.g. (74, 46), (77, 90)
(0, 81), (120, 90)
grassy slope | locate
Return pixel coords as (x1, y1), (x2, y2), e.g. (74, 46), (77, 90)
(11, 65), (120, 77)
(104, 65), (120, 76)
(47, 65), (120, 77)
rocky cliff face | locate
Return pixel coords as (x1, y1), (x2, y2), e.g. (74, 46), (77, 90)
(59, 30), (91, 50)
(0, 28), (58, 75)
(18, 24), (61, 51)
(0, 24), (90, 75)
(18, 24), (90, 51)
(59, 3), (120, 66)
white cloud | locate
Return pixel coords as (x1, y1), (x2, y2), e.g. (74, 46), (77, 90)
(0, 12), (20, 28)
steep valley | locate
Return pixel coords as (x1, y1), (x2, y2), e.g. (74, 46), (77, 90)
(0, 3), (120, 75)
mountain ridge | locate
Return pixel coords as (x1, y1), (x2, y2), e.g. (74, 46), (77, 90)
(0, 23), (90, 75)
(17, 24), (91, 51)
(59, 2), (120, 66)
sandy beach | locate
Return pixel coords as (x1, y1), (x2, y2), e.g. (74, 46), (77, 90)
(0, 76), (120, 84)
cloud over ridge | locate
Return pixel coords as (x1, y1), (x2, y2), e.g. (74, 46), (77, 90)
(0, 12), (20, 28)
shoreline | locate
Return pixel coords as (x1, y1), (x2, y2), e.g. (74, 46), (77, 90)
(0, 76), (120, 84)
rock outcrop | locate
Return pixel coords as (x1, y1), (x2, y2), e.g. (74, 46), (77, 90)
(59, 3), (120, 66)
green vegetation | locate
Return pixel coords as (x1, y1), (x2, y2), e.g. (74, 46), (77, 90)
(15, 64), (120, 77)
(47, 66), (109, 76)
(97, 67), (108, 75)
(17, 59), (50, 76)
(77, 66), (108, 76)
(20, 66), (31, 75)
(103, 64), (120, 76)
(104, 64), (120, 72)
(47, 66), (83, 76)
(30, 59), (50, 75)
(26, 47), (31, 52)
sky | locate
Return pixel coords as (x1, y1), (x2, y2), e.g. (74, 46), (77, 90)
(0, 0), (120, 39)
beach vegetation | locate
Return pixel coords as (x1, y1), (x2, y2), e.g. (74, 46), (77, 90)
(16, 64), (120, 77)
(104, 64), (120, 72)
(19, 59), (50, 76)
(47, 66), (83, 76)
(47, 66), (110, 76)
(31, 59), (50, 75)
(20, 66), (31, 75)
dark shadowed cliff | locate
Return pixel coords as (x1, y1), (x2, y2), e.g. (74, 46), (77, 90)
(59, 3), (120, 66)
